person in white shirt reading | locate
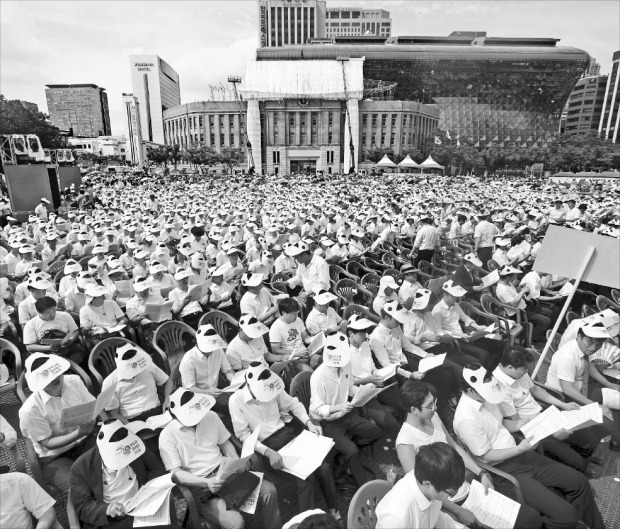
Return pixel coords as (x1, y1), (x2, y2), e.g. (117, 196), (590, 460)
(269, 297), (316, 372)
(226, 314), (272, 371)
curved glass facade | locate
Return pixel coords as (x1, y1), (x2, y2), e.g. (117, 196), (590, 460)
(257, 44), (590, 148)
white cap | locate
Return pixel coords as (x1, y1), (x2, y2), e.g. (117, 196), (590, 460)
(462, 365), (506, 404)
(196, 324), (226, 353)
(169, 388), (215, 427)
(97, 418), (145, 470)
(25, 353), (70, 393)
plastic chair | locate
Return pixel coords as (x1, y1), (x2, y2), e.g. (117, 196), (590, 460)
(46, 259), (67, 278)
(487, 259), (500, 272)
(54, 270), (64, 291)
(565, 311), (580, 326)
(360, 273), (381, 298)
(459, 301), (508, 344)
(347, 260), (373, 279)
(581, 305), (597, 317)
(152, 320), (197, 371)
(0, 338), (22, 394)
(79, 256), (91, 271)
(198, 310), (239, 344)
(335, 278), (373, 308)
(271, 272), (291, 285)
(347, 479), (393, 529)
(480, 294), (528, 347)
(383, 269), (403, 285)
(88, 337), (134, 390)
(342, 304), (380, 324)
(382, 252), (398, 269)
(163, 361), (183, 411)
(596, 295), (620, 313)
(329, 264), (356, 284)
(289, 371), (313, 411)
(611, 289), (620, 305)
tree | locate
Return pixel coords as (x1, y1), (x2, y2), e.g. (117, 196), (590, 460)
(219, 146), (244, 174)
(0, 94), (64, 148)
(363, 147), (395, 164)
(147, 145), (169, 166)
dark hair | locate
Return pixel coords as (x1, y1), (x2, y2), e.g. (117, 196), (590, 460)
(278, 297), (300, 314)
(401, 380), (436, 411)
(297, 513), (342, 529)
(414, 442), (465, 492)
(500, 345), (534, 369)
(35, 296), (57, 313)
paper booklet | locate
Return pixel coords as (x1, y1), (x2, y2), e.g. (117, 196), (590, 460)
(278, 430), (335, 480)
(520, 405), (567, 445)
(350, 382), (397, 408)
(125, 412), (174, 434)
(374, 364), (397, 381)
(602, 388), (620, 410)
(560, 402), (603, 432)
(307, 332), (326, 357)
(0, 260), (17, 276)
(461, 479), (520, 529)
(126, 473), (175, 526)
(417, 353), (446, 374)
(559, 281), (574, 296)
(114, 279), (135, 298)
(238, 472), (264, 515)
(481, 269), (500, 288)
(463, 329), (489, 342)
(188, 280), (211, 301)
(216, 454), (252, 482)
(222, 370), (247, 393)
(145, 301), (174, 323)
(59, 384), (116, 429)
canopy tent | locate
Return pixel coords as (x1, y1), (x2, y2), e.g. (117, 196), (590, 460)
(419, 156), (444, 171)
(551, 171), (576, 177)
(574, 171), (599, 177)
(397, 155), (420, 168)
(598, 171), (620, 177)
(375, 155), (397, 168)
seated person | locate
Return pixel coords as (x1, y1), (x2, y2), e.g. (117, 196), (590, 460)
(372, 275), (401, 315)
(125, 277), (172, 340)
(229, 362), (340, 518)
(22, 295), (85, 365)
(455, 363), (604, 529)
(396, 380), (542, 529)
(70, 418), (175, 529)
(398, 263), (423, 301)
(239, 272), (279, 325)
(63, 271), (96, 318)
(18, 274), (58, 329)
(159, 388), (282, 529)
(148, 261), (177, 297)
(169, 267), (209, 328)
(493, 346), (605, 473)
(179, 324), (233, 414)
(19, 353), (97, 493)
(432, 280), (503, 368)
(285, 241), (330, 301)
(101, 343), (168, 423)
(0, 412), (17, 450)
(269, 298), (316, 372)
(546, 319), (620, 452)
(58, 259), (82, 297)
(226, 315), (270, 371)
(0, 469), (62, 529)
(305, 290), (344, 336)
(309, 332), (382, 487)
(79, 283), (128, 344)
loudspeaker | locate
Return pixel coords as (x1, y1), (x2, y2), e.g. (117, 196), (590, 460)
(4, 165), (53, 213)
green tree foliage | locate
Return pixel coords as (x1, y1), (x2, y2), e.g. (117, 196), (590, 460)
(218, 146), (245, 174)
(0, 94), (64, 148)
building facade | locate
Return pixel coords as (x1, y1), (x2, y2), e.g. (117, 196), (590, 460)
(67, 136), (127, 158)
(163, 60), (438, 175)
(129, 55), (181, 145)
(325, 8), (391, 38)
(563, 75), (607, 136)
(123, 93), (147, 165)
(258, 0), (326, 47)
(598, 50), (620, 143)
(45, 84), (111, 137)
(256, 35), (590, 149)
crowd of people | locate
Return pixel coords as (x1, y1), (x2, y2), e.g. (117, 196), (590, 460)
(0, 168), (619, 529)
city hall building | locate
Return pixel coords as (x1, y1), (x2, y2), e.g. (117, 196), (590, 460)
(162, 59), (438, 174)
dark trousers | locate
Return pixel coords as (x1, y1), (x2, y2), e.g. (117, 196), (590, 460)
(41, 433), (97, 493)
(476, 247), (493, 270)
(321, 409), (382, 487)
(539, 436), (586, 473)
(257, 422), (338, 511)
(461, 335), (504, 370)
(589, 382), (620, 443)
(413, 249), (435, 268)
(364, 398), (400, 435)
(495, 450), (604, 529)
(405, 352), (456, 403)
(212, 392), (231, 415)
(525, 304), (552, 342)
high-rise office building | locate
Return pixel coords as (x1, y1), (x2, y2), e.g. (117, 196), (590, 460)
(563, 75), (608, 136)
(122, 93), (147, 166)
(325, 8), (391, 38)
(129, 55), (181, 145)
(598, 50), (620, 143)
(45, 84), (111, 137)
(258, 0), (326, 47)
(584, 57), (601, 77)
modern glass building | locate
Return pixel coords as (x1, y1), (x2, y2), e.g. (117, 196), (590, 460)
(256, 36), (590, 148)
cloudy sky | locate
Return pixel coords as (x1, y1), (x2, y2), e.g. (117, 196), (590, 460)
(1, 0), (618, 136)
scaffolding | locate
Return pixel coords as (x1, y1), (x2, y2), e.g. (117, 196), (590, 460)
(207, 83), (238, 102)
(363, 79), (398, 101)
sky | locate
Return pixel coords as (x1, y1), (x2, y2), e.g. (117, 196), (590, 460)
(1, 0), (618, 136)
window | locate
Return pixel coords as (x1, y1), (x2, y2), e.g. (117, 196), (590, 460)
(391, 115), (397, 127)
(301, 132), (306, 144)
(390, 133), (395, 145)
(220, 133), (225, 145)
(381, 115), (387, 127)
(328, 131), (333, 143)
(362, 114), (367, 126)
(200, 134), (204, 142)
(289, 114), (295, 127)
(381, 134), (386, 144)
(273, 151), (280, 164)
(199, 116), (203, 126)
(327, 150), (335, 163)
(372, 114), (377, 126)
(328, 112), (334, 126)
(230, 133), (235, 145)
(362, 133), (367, 144)
(229, 115), (234, 127)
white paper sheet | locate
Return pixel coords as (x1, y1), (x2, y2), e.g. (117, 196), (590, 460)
(374, 364), (397, 381)
(417, 353), (446, 374)
(59, 400), (96, 430)
(145, 301), (174, 323)
(559, 281), (574, 296)
(124, 473), (175, 514)
(461, 479), (519, 529)
(217, 455), (252, 482)
(602, 388), (620, 410)
(350, 382), (396, 407)
(481, 269), (500, 288)
(278, 430), (335, 480)
(307, 332), (326, 356)
(93, 382), (117, 417)
(241, 426), (261, 458)
(561, 402), (603, 432)
(520, 405), (567, 445)
(237, 472), (263, 515)
(222, 370), (247, 393)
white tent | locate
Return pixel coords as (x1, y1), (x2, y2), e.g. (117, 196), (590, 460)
(419, 155), (444, 172)
(375, 154), (397, 168)
(397, 155), (420, 168)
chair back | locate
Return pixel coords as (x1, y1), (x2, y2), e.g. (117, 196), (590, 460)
(271, 281), (288, 294)
(271, 273), (291, 285)
(342, 304), (380, 324)
(335, 278), (361, 305)
(163, 361), (183, 411)
(360, 273), (381, 297)
(480, 293), (507, 318)
(418, 260), (434, 276)
(152, 321), (196, 371)
(289, 371), (313, 411)
(565, 311), (580, 325)
(89, 337), (133, 389)
(347, 479), (393, 529)
(581, 305), (597, 318)
(18, 358), (93, 404)
(487, 259), (500, 272)
(0, 338), (23, 382)
(329, 264), (349, 284)
(382, 252), (397, 269)
(198, 310), (239, 344)
(54, 270), (64, 290)
(611, 288), (620, 305)
(596, 295), (620, 313)
(347, 260), (372, 279)
(383, 269), (403, 285)
(79, 256), (91, 270)
(46, 259), (67, 277)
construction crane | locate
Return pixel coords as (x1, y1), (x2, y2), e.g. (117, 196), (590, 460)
(228, 76), (255, 175)
(337, 56), (356, 174)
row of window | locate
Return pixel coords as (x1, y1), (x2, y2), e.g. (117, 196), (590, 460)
(270, 149), (336, 165)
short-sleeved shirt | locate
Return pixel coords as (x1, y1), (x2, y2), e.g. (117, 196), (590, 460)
(305, 307), (340, 336)
(159, 412), (230, 478)
(101, 364), (168, 419)
(0, 413), (17, 449)
(19, 375), (95, 458)
(79, 300), (124, 329)
(0, 472), (56, 529)
(474, 220), (498, 248)
(492, 368), (542, 420)
(179, 346), (231, 390)
(545, 340), (590, 396)
(225, 335), (268, 371)
(239, 289), (276, 322)
(269, 317), (308, 358)
(22, 312), (78, 345)
(495, 282), (526, 316)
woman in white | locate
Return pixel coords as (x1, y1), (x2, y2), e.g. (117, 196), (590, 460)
(148, 262), (177, 298)
(396, 380), (494, 528)
(58, 259), (82, 297)
(169, 268), (208, 327)
(79, 284), (128, 345)
(372, 275), (401, 315)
